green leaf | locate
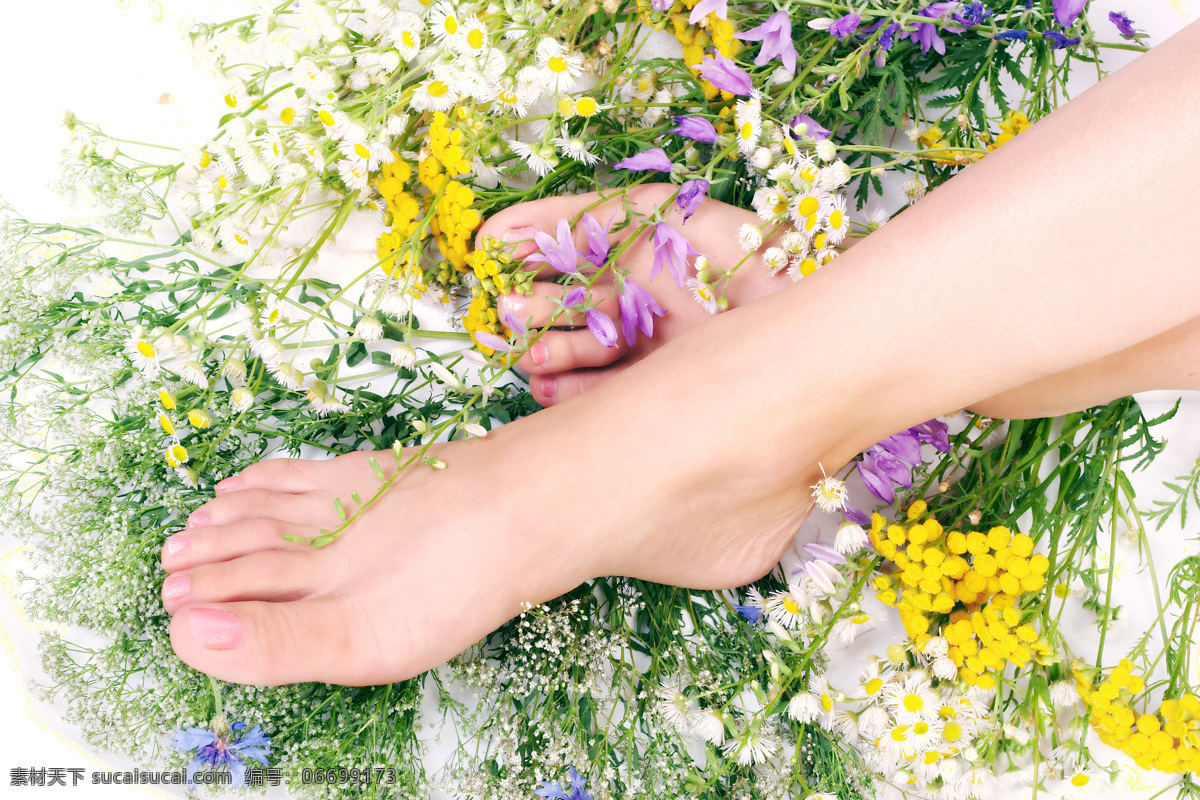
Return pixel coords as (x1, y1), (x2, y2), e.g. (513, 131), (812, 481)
(346, 341), (367, 367)
(333, 497), (346, 521)
(369, 457), (385, 482)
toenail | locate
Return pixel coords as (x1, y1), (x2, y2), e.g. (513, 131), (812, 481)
(164, 535), (189, 557)
(186, 510), (209, 529)
(501, 225), (537, 243)
(215, 476), (243, 493)
(188, 608), (243, 649)
(542, 377), (557, 399)
(530, 342), (549, 366)
(163, 575), (190, 600)
(499, 293), (526, 317)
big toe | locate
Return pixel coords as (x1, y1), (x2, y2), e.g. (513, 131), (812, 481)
(170, 597), (399, 686)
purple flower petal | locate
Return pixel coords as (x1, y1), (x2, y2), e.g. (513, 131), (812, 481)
(695, 53), (754, 96)
(827, 12), (861, 41)
(618, 279), (668, 347)
(804, 542), (847, 565)
(1109, 10), (1137, 38)
(688, 0), (727, 24)
(562, 286), (586, 308)
(790, 114), (831, 141)
(585, 308), (618, 347)
(523, 218), (580, 274)
(651, 222), (700, 289)
(735, 10), (797, 74)
(669, 115), (720, 143)
(878, 430), (923, 467)
(676, 179), (709, 223)
(843, 503), (871, 526)
(857, 459), (896, 504)
(474, 331), (512, 351)
(579, 212), (613, 267)
(1053, 0), (1086, 27)
(613, 147), (674, 172)
(500, 308), (528, 336)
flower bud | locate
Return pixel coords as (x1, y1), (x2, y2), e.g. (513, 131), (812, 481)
(355, 315), (383, 342)
(390, 344), (417, 368)
(230, 386), (254, 412)
(221, 357), (247, 383)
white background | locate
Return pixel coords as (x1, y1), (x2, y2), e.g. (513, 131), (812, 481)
(1, 1), (1198, 798)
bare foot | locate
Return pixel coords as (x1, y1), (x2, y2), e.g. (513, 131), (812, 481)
(478, 185), (794, 406)
(160, 322), (846, 685)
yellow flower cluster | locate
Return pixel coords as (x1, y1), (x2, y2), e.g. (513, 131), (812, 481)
(871, 502), (1053, 689)
(462, 239), (532, 356)
(667, 0), (739, 101)
(1076, 660), (1200, 773)
(423, 112), (480, 280)
(986, 110), (1031, 151)
(375, 157), (422, 280)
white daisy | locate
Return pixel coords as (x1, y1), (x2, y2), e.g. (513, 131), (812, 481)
(270, 363), (304, 391)
(833, 613), (874, 647)
(388, 12), (423, 60)
(884, 672), (939, 724)
(821, 159), (853, 189)
(553, 127), (599, 166)
(294, 58), (339, 96)
(1048, 680), (1080, 710)
(509, 139), (558, 177)
(687, 277), (720, 315)
(811, 471), (847, 513)
(409, 76), (459, 113)
(762, 246), (788, 274)
(721, 724), (778, 766)
(427, 1), (463, 42)
(858, 705), (890, 739)
(686, 708), (726, 744)
(825, 195), (850, 244)
(750, 146), (774, 171)
(534, 38), (583, 93)
(178, 360), (209, 390)
(454, 14), (489, 56)
(834, 522), (868, 554)
(787, 254), (820, 282)
(229, 386), (255, 413)
(732, 96), (762, 157)
(127, 335), (160, 373)
(736, 223), (763, 253)
(336, 159), (370, 193)
(249, 335), (285, 366)
(390, 344), (417, 368)
(355, 315), (384, 342)
(815, 138), (838, 162)
(766, 584), (809, 629)
(656, 677), (694, 732)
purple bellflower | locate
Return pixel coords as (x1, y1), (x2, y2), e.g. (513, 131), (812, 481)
(956, 1), (993, 26)
(994, 28), (1029, 40)
(650, 222), (700, 289)
(535, 766), (593, 800)
(688, 0), (727, 25)
(804, 542), (847, 565)
(828, 12), (862, 41)
(618, 279), (667, 347)
(695, 53), (754, 96)
(904, 2), (966, 55)
(669, 115), (720, 142)
(1053, 0), (1086, 27)
(914, 418), (951, 451)
(878, 429), (923, 467)
(523, 218), (579, 274)
(561, 286), (586, 308)
(579, 212), (613, 267)
(585, 308), (618, 348)
(474, 331), (512, 352)
(676, 179), (709, 222)
(1109, 10), (1137, 38)
(172, 721), (271, 787)
(736, 10), (797, 74)
(613, 147), (674, 172)
(791, 113), (832, 141)
(1042, 29), (1081, 48)
(842, 503), (871, 526)
(500, 308), (528, 336)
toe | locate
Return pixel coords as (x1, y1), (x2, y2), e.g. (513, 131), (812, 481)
(214, 455), (336, 495)
(532, 368), (620, 406)
(498, 281), (618, 331)
(162, 518), (310, 573)
(169, 597), (387, 686)
(162, 550), (322, 614)
(189, 487), (331, 528)
(518, 330), (627, 376)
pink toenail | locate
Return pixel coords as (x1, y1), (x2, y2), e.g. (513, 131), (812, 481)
(186, 510), (209, 529)
(501, 226), (540, 259)
(215, 476), (243, 493)
(499, 293), (526, 317)
(530, 342), (549, 366)
(164, 535), (189, 557)
(163, 575), (190, 600)
(542, 377), (557, 399)
(188, 608), (243, 649)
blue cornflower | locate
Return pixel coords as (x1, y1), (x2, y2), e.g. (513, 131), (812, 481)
(1042, 30), (1081, 48)
(734, 604), (763, 624)
(956, 1), (993, 26)
(994, 29), (1029, 41)
(172, 720), (271, 787)
(534, 766), (592, 800)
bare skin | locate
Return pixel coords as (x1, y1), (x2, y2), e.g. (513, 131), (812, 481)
(163, 20), (1200, 687)
(483, 193), (1200, 417)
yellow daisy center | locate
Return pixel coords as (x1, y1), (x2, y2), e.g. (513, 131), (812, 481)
(467, 29), (484, 49)
(1072, 775), (1090, 787)
(168, 444), (188, 464)
(443, 16), (458, 34)
(820, 692), (833, 712)
(891, 726), (909, 742)
(798, 196), (820, 218)
(217, 175), (228, 190)
(136, 341), (157, 358)
(903, 693), (925, 713)
(740, 122), (754, 141)
(319, 110), (335, 126)
(913, 721), (930, 735)
(943, 721), (963, 742)
(280, 107), (295, 124)
(576, 97), (598, 117)
(549, 55), (568, 74)
(159, 391), (177, 410)
(782, 597), (800, 615)
(429, 80), (449, 98)
(830, 209), (844, 229)
(865, 678), (884, 695)
(354, 143), (371, 159)
(234, 233), (249, 245)
(402, 31), (417, 47)
(224, 93), (238, 108)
